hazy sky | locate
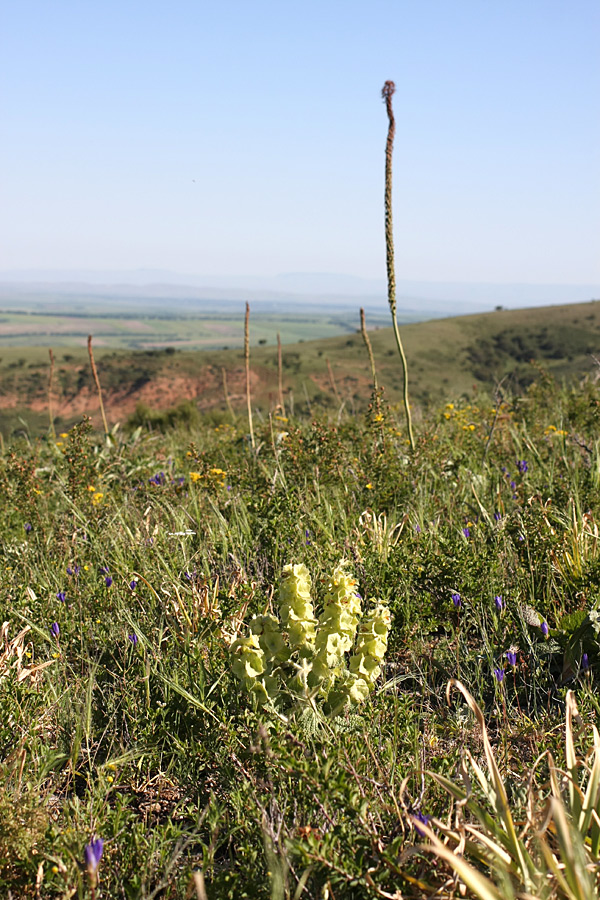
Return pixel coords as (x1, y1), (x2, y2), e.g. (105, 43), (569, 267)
(2, 0), (599, 283)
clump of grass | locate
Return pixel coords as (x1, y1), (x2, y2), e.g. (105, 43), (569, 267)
(418, 680), (600, 899)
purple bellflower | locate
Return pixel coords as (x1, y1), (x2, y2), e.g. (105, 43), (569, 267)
(84, 837), (103, 885)
(413, 810), (430, 837)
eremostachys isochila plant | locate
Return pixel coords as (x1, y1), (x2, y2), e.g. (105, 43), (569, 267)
(230, 561), (391, 717)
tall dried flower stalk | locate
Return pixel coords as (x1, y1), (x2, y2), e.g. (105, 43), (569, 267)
(360, 307), (383, 431)
(221, 367), (235, 422)
(87, 335), (109, 436)
(326, 358), (340, 404)
(359, 308), (378, 395)
(382, 80), (415, 451)
(277, 332), (285, 414)
(48, 348), (56, 440)
(244, 303), (255, 449)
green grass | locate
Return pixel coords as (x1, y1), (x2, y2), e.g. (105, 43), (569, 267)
(2, 365), (600, 897)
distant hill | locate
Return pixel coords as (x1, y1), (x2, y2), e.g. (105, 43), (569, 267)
(0, 270), (597, 319)
(1, 300), (600, 436)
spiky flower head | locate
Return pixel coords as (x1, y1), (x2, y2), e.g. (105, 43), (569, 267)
(349, 601), (391, 687)
(279, 563), (317, 651)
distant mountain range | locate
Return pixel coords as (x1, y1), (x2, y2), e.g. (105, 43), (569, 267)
(0, 269), (598, 319)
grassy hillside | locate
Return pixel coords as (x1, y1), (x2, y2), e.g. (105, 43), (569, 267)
(1, 300), (600, 437)
(2, 366), (600, 897)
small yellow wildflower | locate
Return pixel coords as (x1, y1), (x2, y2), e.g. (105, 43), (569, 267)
(365, 483), (373, 490)
(190, 472), (203, 483)
(59, 432), (68, 438)
(92, 492), (104, 505)
(88, 484), (96, 491)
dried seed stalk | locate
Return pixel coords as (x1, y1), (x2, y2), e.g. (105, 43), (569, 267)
(382, 80), (415, 451)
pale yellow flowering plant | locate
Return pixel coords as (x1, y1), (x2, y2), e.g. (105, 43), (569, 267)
(230, 561), (391, 716)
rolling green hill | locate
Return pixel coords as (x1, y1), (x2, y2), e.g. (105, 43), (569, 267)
(1, 300), (599, 436)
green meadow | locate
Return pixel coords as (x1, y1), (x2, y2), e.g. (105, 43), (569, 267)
(0, 308), (392, 352)
(2, 303), (600, 898)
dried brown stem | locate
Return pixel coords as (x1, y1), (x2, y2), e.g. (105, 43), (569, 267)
(244, 303), (255, 449)
(221, 367), (235, 422)
(277, 332), (285, 414)
(359, 308), (378, 395)
(360, 308), (383, 436)
(48, 348), (56, 440)
(87, 335), (109, 436)
(326, 358), (340, 404)
(382, 80), (415, 451)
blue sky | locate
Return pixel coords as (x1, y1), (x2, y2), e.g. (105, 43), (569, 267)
(2, 0), (599, 284)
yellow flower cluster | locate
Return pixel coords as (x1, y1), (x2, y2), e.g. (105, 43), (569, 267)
(190, 467), (227, 487)
(442, 402), (512, 432)
(87, 485), (104, 505)
(230, 562), (391, 717)
(213, 423), (237, 440)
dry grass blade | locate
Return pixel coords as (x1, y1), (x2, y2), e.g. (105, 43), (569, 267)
(549, 795), (597, 900)
(581, 725), (600, 829)
(565, 691), (582, 821)
(446, 679), (537, 889)
(415, 818), (510, 900)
